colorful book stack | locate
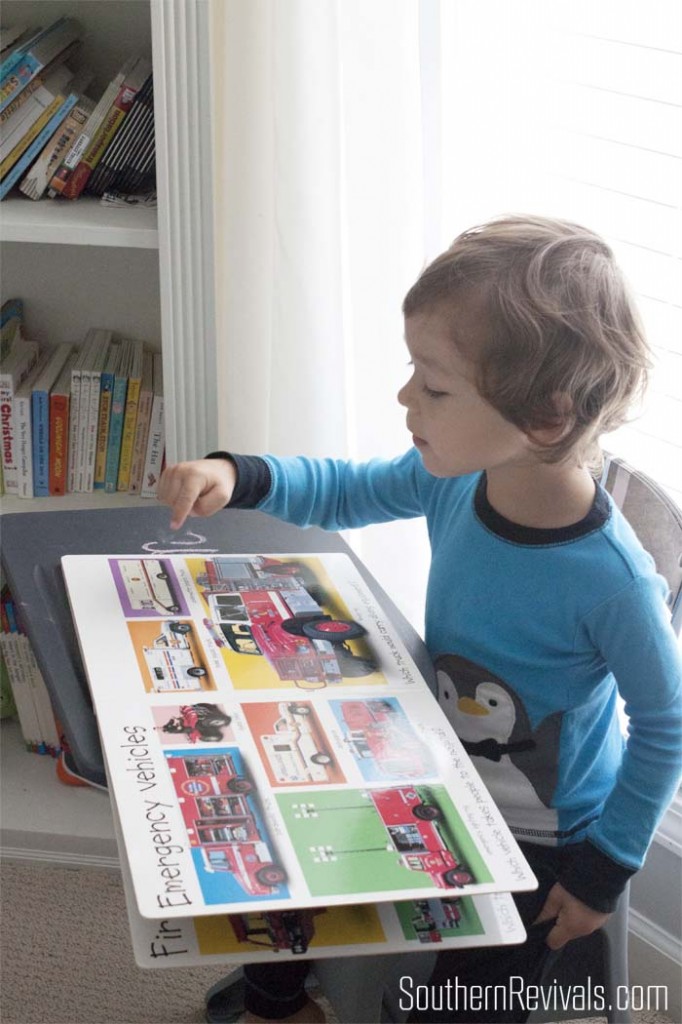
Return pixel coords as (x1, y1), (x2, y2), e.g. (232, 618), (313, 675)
(0, 298), (165, 499)
(0, 17), (155, 202)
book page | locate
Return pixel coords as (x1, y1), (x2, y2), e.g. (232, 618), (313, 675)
(62, 553), (537, 921)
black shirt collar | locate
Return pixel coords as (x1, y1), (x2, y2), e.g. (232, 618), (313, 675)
(474, 472), (610, 546)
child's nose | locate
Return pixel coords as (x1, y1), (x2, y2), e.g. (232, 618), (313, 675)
(397, 377), (412, 407)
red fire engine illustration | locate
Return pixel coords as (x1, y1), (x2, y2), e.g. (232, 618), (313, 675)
(196, 556), (377, 689)
(410, 897), (462, 943)
(300, 787), (474, 889)
(166, 752), (286, 897)
(229, 908), (323, 955)
(339, 699), (434, 778)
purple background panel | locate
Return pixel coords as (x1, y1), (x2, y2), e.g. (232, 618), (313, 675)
(109, 557), (190, 618)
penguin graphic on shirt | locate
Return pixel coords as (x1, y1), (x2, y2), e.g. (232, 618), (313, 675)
(436, 653), (564, 844)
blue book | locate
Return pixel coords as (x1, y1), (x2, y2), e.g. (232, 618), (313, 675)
(93, 341), (120, 490)
(0, 91), (77, 199)
(0, 25), (46, 81)
(30, 343), (72, 496)
(0, 18), (79, 115)
(104, 339), (132, 493)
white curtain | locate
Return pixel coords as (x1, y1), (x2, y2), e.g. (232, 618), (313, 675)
(210, 0), (431, 628)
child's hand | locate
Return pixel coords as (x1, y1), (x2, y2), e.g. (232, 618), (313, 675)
(533, 882), (610, 949)
(157, 458), (237, 530)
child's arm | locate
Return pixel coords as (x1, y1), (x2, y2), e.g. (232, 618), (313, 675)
(560, 574), (682, 912)
(159, 448), (436, 531)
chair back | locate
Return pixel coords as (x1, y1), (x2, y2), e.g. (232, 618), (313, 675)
(601, 453), (682, 633)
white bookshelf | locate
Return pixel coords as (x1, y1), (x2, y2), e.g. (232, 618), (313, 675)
(0, 0), (218, 847)
(0, 195), (159, 248)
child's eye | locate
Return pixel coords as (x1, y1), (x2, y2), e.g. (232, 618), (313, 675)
(424, 385), (448, 399)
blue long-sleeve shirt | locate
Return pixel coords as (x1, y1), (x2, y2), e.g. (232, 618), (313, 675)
(215, 447), (682, 911)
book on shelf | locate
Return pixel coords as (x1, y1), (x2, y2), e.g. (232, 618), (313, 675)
(61, 56), (152, 201)
(140, 351), (164, 498)
(104, 338), (132, 493)
(93, 340), (121, 490)
(18, 82), (95, 200)
(0, 336), (40, 494)
(86, 73), (155, 197)
(47, 54), (136, 198)
(13, 347), (51, 499)
(128, 348), (153, 495)
(0, 297), (23, 358)
(0, 587), (60, 756)
(48, 350), (76, 496)
(0, 17), (81, 115)
(0, 62), (75, 172)
(31, 343), (73, 497)
(0, 25), (32, 68)
(83, 331), (113, 493)
(116, 338), (144, 491)
(0, 76), (80, 200)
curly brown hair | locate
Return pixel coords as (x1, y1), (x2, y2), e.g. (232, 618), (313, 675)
(402, 215), (651, 467)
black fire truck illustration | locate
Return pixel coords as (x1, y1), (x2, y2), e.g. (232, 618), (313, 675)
(197, 556), (376, 688)
(166, 751), (286, 897)
(229, 908), (322, 954)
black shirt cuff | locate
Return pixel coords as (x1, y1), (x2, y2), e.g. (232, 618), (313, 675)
(559, 839), (636, 913)
(205, 452), (272, 508)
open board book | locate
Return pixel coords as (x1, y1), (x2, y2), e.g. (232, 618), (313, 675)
(62, 552), (536, 962)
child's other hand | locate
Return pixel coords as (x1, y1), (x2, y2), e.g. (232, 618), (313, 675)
(533, 882), (610, 949)
(158, 458), (237, 530)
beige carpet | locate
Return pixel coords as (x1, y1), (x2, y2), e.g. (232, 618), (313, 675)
(0, 860), (676, 1024)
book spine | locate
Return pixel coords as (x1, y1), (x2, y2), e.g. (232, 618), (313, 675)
(140, 395), (164, 498)
(83, 370), (102, 492)
(128, 389), (153, 494)
(61, 79), (138, 200)
(30, 390), (50, 496)
(0, 635), (41, 751)
(49, 392), (69, 495)
(0, 93), (77, 200)
(75, 370), (91, 492)
(23, 641), (60, 754)
(0, 92), (62, 177)
(19, 96), (93, 201)
(104, 378), (128, 493)
(93, 372), (114, 489)
(0, 52), (42, 114)
(0, 73), (46, 127)
(0, 373), (16, 492)
(66, 368), (81, 493)
(14, 388), (33, 498)
(116, 376), (141, 490)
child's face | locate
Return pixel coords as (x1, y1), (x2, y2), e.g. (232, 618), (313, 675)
(399, 304), (533, 478)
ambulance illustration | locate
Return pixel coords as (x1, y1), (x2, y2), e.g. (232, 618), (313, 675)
(142, 621), (208, 691)
(117, 558), (181, 614)
(260, 703), (334, 783)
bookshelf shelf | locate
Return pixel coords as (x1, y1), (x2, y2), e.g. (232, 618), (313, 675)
(0, 720), (117, 867)
(0, 491), (156, 514)
(0, 196), (159, 249)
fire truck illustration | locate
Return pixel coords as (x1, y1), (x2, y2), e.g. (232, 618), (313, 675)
(197, 557), (376, 689)
(142, 621), (208, 692)
(339, 699), (433, 778)
(300, 787), (473, 889)
(260, 703), (334, 783)
(166, 751), (286, 897)
(117, 558), (181, 614)
(229, 908), (321, 954)
(410, 898), (462, 943)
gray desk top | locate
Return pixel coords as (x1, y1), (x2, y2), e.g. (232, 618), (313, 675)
(1, 506), (432, 785)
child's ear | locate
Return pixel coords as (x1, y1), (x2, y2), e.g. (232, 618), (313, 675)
(525, 392), (574, 446)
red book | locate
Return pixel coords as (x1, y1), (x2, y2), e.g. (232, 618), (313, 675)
(48, 352), (75, 495)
